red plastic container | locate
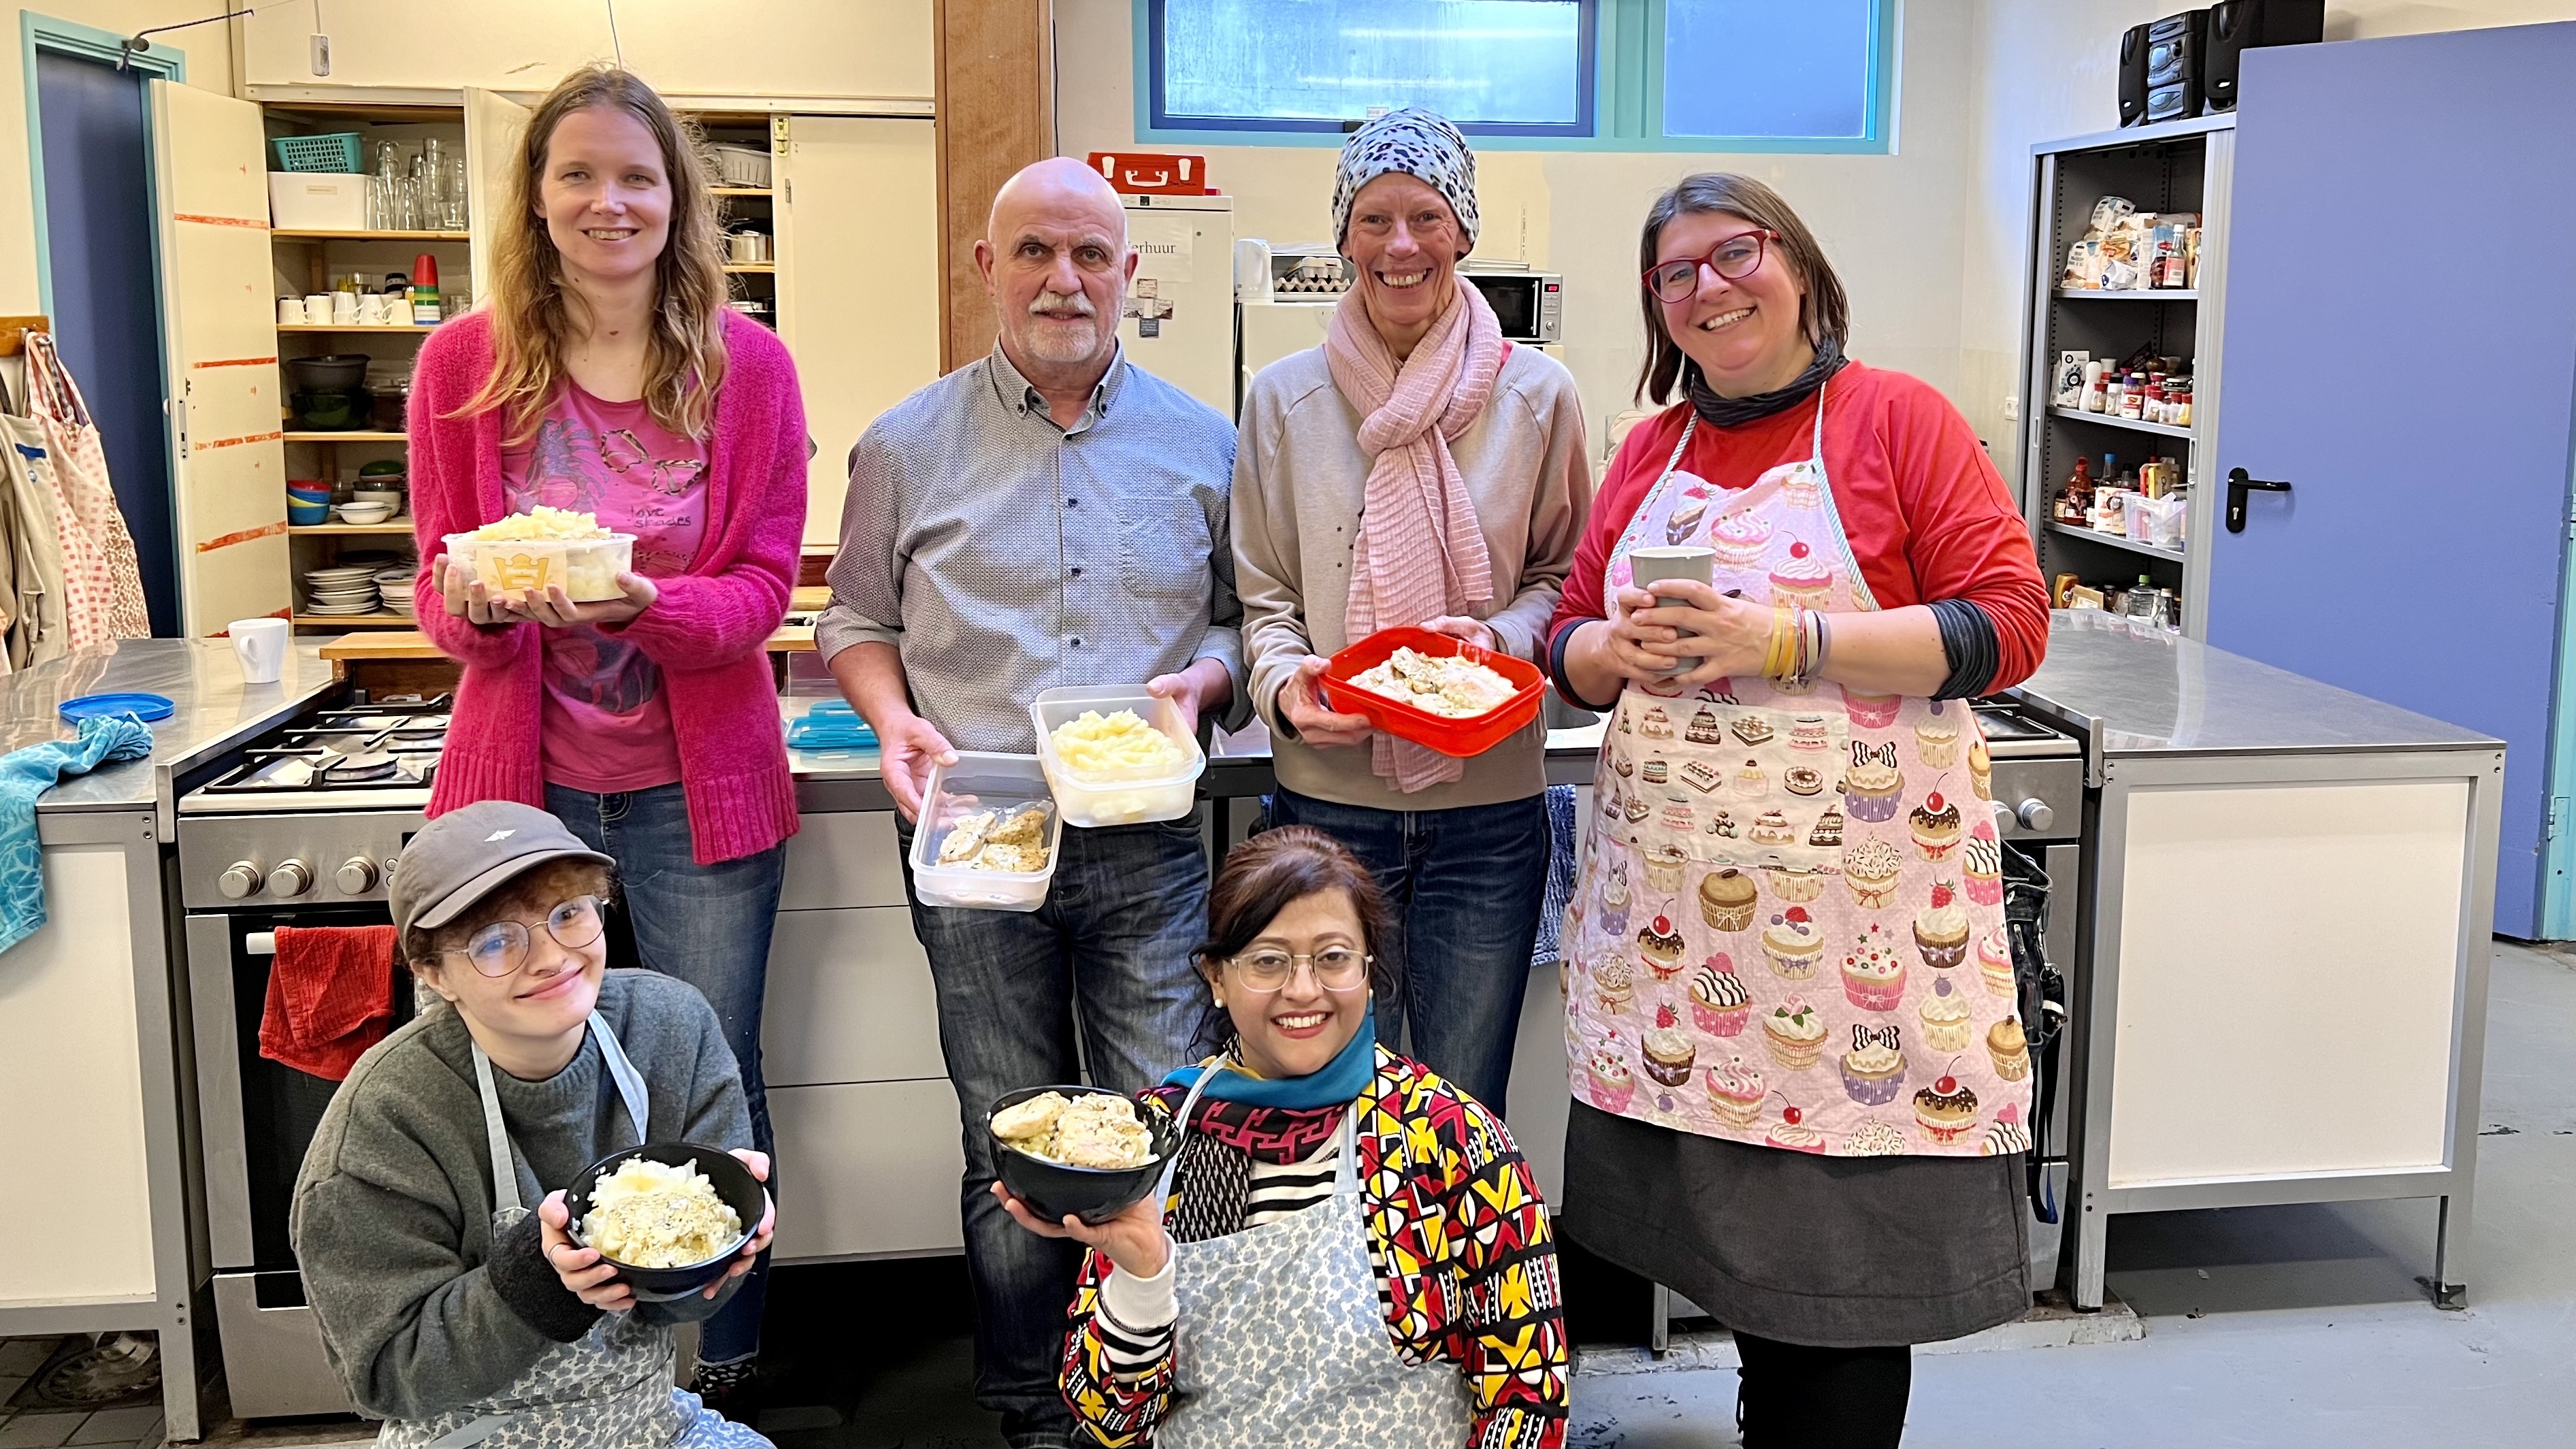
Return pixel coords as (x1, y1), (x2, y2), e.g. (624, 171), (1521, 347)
(1087, 150), (1214, 195)
(1320, 627), (1546, 759)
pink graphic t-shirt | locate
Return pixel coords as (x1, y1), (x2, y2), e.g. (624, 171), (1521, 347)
(500, 381), (710, 794)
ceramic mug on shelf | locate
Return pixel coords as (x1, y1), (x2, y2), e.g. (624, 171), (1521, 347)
(228, 618), (291, 685)
(278, 297), (308, 326)
(331, 292), (360, 324)
(357, 293), (389, 325)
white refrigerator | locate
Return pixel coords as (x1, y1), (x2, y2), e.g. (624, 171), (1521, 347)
(1118, 193), (1234, 417)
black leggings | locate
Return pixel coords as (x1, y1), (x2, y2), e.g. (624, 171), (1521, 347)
(1733, 1331), (1912, 1449)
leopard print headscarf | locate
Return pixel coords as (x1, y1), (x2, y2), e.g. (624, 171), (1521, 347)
(1329, 108), (1480, 258)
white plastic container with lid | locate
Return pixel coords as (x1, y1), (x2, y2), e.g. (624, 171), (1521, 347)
(444, 531), (636, 602)
(909, 752), (1064, 911)
(1029, 687), (1207, 828)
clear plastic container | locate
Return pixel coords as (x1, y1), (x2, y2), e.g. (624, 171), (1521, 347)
(908, 752), (1063, 911)
(1029, 687), (1206, 828)
(444, 532), (636, 602)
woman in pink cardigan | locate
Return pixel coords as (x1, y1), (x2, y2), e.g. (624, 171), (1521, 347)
(409, 64), (803, 1405)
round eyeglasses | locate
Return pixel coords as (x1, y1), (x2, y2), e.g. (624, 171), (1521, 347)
(1642, 227), (1780, 304)
(434, 896), (608, 978)
(1225, 946), (1372, 994)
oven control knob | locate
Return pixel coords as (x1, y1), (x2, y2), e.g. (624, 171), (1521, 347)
(218, 862), (263, 899)
(2015, 798), (2055, 833)
(267, 859), (314, 897)
(336, 856), (379, 894)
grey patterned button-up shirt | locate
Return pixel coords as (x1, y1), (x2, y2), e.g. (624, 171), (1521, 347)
(817, 344), (1245, 754)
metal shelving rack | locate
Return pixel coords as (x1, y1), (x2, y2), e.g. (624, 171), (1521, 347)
(2016, 112), (2234, 639)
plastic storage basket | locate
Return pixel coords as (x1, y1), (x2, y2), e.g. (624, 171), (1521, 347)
(1319, 626), (1546, 759)
(1030, 687), (1206, 827)
(272, 133), (364, 173)
(909, 753), (1064, 911)
(711, 144), (773, 187)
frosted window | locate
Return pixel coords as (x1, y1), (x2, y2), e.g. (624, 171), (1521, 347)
(1662, 0), (1874, 139)
(1157, 0), (1588, 130)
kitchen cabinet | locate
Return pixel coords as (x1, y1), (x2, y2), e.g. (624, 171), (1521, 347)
(775, 115), (942, 547)
(770, 1079), (968, 1262)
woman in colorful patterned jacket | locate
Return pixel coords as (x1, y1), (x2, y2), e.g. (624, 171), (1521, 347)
(995, 826), (1568, 1448)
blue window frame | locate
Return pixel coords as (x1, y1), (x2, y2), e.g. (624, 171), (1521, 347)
(1137, 0), (1895, 153)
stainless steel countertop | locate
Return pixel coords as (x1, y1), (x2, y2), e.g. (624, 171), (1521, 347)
(0, 639), (339, 819)
(2012, 610), (2500, 758)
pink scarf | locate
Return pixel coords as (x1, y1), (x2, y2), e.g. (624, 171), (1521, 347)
(1325, 279), (1503, 793)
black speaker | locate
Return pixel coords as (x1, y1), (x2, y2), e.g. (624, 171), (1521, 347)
(2144, 10), (2207, 124)
(2203, 0), (2326, 112)
(2119, 23), (2152, 127)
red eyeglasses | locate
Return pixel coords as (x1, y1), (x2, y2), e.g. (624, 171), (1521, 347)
(1642, 228), (1780, 304)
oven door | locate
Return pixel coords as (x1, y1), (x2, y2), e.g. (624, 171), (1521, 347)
(186, 903), (412, 1419)
(1463, 272), (1561, 344)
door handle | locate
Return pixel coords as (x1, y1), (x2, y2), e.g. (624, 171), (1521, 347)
(2224, 467), (2292, 533)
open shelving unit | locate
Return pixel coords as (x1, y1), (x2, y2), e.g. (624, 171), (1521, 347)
(2017, 112), (2235, 638)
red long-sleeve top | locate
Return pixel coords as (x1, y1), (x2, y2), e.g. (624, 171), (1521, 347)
(1548, 361), (2049, 692)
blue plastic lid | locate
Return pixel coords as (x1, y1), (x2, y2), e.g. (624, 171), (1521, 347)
(60, 691), (175, 724)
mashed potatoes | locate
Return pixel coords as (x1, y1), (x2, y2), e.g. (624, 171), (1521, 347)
(992, 1091), (1157, 1169)
(1351, 647), (1518, 719)
(579, 1156), (744, 1268)
(1049, 709), (1187, 781)
(469, 506), (613, 542)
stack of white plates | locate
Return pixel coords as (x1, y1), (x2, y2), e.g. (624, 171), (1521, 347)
(376, 564), (417, 618)
(303, 564), (381, 616)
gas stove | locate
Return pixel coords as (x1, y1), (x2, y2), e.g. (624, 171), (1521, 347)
(176, 694), (449, 911)
(1971, 698), (2083, 843)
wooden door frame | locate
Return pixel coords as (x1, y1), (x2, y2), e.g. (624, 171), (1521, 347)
(933, 0), (1055, 372)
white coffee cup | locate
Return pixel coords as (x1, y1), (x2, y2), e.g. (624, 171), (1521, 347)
(304, 294), (333, 327)
(228, 618), (291, 685)
(279, 296), (308, 325)
(357, 293), (388, 325)
(331, 291), (360, 324)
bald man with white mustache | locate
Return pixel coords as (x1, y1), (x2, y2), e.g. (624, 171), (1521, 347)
(818, 157), (1242, 1449)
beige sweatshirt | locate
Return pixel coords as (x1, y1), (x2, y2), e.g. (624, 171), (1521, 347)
(1233, 344), (1593, 811)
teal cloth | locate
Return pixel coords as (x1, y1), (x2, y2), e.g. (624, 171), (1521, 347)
(0, 714), (154, 954)
(1162, 1005), (1379, 1109)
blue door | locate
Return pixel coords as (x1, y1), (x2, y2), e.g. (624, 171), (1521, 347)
(34, 45), (179, 636)
(2203, 23), (2576, 939)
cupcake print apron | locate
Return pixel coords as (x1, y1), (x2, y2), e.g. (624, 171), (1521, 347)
(1562, 382), (2032, 1158)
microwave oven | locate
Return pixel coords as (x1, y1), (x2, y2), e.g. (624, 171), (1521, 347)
(1463, 270), (1564, 346)
(1233, 240), (1562, 345)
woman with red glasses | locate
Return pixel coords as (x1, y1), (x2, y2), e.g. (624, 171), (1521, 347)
(1545, 174), (2048, 1448)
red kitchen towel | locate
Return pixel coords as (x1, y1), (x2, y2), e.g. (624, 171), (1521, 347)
(259, 925), (398, 1081)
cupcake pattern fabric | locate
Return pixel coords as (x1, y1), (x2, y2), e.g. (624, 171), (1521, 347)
(1562, 395), (2032, 1158)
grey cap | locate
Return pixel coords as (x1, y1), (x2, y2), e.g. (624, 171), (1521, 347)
(391, 799), (614, 941)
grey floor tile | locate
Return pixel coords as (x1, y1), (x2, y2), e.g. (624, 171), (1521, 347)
(0, 1343), (56, 1380)
(67, 1408), (160, 1447)
(0, 1412), (83, 1449)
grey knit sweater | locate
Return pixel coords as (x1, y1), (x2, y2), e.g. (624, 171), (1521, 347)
(289, 969), (752, 1421)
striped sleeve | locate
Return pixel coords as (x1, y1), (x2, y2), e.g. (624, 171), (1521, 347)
(1062, 1246), (1175, 1447)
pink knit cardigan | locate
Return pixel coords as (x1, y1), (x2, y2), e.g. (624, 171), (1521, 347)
(409, 310), (804, 864)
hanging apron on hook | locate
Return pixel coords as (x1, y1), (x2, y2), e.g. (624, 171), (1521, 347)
(19, 332), (148, 645)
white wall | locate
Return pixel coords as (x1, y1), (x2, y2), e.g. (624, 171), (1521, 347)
(1054, 0), (1987, 455)
(236, 0), (930, 104)
(0, 0), (235, 314)
(1956, 0), (2576, 492)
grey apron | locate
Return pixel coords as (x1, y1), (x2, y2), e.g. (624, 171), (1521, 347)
(380, 1011), (769, 1449)
(1154, 1074), (1475, 1449)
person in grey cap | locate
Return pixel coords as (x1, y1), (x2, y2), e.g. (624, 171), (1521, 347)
(289, 799), (775, 1448)
(1233, 107), (1593, 1107)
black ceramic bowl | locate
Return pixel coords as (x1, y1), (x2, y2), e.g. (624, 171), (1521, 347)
(563, 1141), (764, 1302)
(989, 1085), (1174, 1227)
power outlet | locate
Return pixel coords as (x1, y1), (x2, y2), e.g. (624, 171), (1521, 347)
(2000, 393), (2019, 423)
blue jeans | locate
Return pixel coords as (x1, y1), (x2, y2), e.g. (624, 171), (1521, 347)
(900, 813), (1218, 1448)
(1265, 787), (1550, 1108)
(546, 783), (787, 1369)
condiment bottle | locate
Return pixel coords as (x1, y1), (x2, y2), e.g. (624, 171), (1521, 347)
(2083, 361), (2108, 412)
(2119, 375), (2145, 419)
(2173, 380), (2193, 427)
(2104, 373), (2126, 416)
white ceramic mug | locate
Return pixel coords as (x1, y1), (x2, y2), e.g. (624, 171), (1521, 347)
(303, 294), (333, 327)
(357, 293), (388, 325)
(331, 291), (360, 324)
(228, 618), (290, 685)
(278, 296), (308, 325)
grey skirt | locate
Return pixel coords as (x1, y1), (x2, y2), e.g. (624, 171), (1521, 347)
(1559, 1102), (2031, 1347)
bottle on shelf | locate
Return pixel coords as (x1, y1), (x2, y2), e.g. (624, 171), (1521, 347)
(2118, 374), (2146, 419)
(2054, 454), (2093, 524)
(2083, 360), (2108, 412)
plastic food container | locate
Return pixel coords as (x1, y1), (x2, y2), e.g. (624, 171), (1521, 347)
(909, 752), (1063, 911)
(1029, 687), (1206, 828)
(443, 531), (636, 602)
(1319, 625), (1546, 759)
